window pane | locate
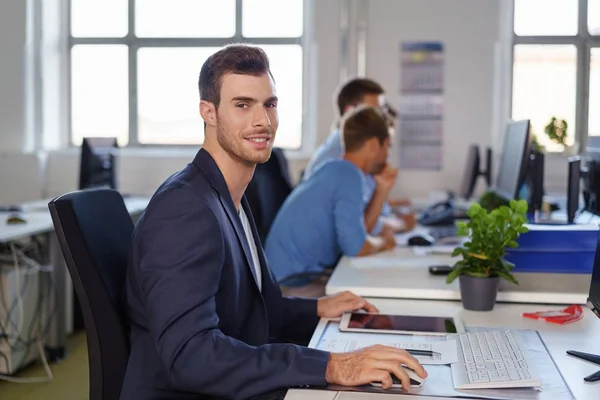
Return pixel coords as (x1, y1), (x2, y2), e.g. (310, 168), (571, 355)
(242, 0), (303, 38)
(262, 45), (303, 149)
(70, 0), (128, 37)
(137, 45), (303, 149)
(135, 0), (235, 38)
(589, 49), (600, 136)
(512, 45), (576, 152)
(514, 0), (578, 36)
(71, 45), (129, 146)
(590, 0), (600, 35)
(137, 48), (217, 145)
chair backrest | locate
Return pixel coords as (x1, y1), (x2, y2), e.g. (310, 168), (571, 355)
(245, 148), (294, 244)
(48, 189), (134, 400)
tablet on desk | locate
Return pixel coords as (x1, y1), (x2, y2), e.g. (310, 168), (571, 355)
(339, 312), (465, 336)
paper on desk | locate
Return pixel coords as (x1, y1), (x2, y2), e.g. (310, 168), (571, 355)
(324, 327), (574, 400)
(349, 256), (433, 269)
(412, 245), (457, 256)
(525, 222), (599, 231)
(316, 334), (458, 365)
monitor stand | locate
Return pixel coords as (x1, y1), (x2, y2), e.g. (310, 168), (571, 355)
(566, 350), (600, 382)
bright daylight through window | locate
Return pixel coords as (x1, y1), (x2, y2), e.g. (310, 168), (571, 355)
(69, 0), (305, 150)
(512, 0), (600, 152)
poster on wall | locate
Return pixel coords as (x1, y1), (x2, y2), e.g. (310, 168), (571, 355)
(398, 41), (444, 170)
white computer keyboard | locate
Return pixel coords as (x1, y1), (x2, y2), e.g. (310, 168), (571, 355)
(450, 329), (541, 389)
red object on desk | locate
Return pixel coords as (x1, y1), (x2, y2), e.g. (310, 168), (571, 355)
(522, 305), (583, 324)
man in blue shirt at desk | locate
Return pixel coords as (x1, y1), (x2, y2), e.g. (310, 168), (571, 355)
(301, 78), (413, 235)
(266, 105), (398, 286)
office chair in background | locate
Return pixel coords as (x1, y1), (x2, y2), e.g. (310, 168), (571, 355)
(245, 147), (294, 244)
(48, 189), (133, 400)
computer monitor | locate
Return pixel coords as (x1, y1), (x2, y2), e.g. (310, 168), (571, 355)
(526, 150), (545, 213)
(567, 156), (582, 223)
(458, 145), (480, 200)
(582, 145), (600, 215)
(483, 147), (493, 187)
(566, 230), (600, 382)
(493, 120), (532, 201)
(78, 137), (118, 190)
(457, 145), (493, 200)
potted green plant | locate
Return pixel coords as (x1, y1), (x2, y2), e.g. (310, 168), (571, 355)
(544, 117), (568, 148)
(446, 199), (529, 311)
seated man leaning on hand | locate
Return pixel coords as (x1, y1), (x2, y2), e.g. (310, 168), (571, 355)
(265, 105), (398, 287)
(301, 78), (414, 234)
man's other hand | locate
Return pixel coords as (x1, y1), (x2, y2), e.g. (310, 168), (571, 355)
(325, 345), (428, 391)
(317, 291), (378, 318)
(373, 164), (398, 193)
(381, 225), (397, 250)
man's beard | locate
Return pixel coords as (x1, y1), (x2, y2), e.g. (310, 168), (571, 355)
(216, 120), (273, 165)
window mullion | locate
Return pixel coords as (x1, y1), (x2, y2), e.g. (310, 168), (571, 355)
(128, 0), (139, 147)
(577, 42), (591, 151)
(235, 0), (243, 41)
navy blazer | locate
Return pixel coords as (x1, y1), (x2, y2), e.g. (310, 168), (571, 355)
(120, 149), (330, 400)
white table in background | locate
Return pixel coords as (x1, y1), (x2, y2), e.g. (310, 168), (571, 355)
(326, 247), (591, 305)
(0, 195), (149, 360)
(285, 298), (600, 400)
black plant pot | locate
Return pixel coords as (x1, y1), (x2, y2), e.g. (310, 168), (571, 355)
(459, 275), (500, 311)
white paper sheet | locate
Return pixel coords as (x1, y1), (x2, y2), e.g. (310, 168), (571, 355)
(412, 245), (456, 256)
(315, 322), (574, 399)
(315, 332), (458, 365)
(349, 256), (433, 269)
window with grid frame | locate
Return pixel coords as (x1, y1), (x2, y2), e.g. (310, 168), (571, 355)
(511, 0), (600, 153)
(69, 0), (306, 150)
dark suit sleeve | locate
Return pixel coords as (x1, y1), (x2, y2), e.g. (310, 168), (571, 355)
(136, 189), (330, 399)
(279, 297), (321, 345)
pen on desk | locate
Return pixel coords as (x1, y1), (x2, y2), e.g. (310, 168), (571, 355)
(405, 349), (438, 357)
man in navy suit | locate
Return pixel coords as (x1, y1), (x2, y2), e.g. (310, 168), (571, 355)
(120, 44), (426, 400)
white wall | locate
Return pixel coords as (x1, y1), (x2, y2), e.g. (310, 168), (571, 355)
(1, 0), (567, 201)
(0, 0), (27, 152)
(365, 0), (500, 198)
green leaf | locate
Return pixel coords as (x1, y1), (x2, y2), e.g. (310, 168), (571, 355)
(507, 240), (519, 248)
(515, 200), (528, 214)
(446, 265), (462, 284)
(498, 271), (519, 285)
(451, 247), (463, 257)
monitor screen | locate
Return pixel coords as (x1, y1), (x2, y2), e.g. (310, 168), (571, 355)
(494, 120), (532, 201)
(589, 233), (600, 313)
(567, 156), (581, 222)
(458, 145), (480, 200)
(79, 137), (118, 190)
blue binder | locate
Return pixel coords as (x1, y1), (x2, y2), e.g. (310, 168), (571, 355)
(505, 224), (599, 274)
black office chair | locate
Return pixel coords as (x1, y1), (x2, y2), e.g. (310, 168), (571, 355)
(48, 189), (133, 400)
(246, 147), (294, 244)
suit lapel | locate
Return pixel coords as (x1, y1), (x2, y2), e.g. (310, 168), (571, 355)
(192, 149), (262, 292)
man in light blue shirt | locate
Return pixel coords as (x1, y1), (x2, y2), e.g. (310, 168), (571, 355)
(301, 78), (412, 235)
(266, 106), (398, 286)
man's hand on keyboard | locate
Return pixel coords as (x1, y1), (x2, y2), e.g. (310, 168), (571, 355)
(324, 344), (427, 391)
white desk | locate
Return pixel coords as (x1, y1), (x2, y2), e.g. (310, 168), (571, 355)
(326, 247), (591, 305)
(0, 195), (149, 361)
(286, 298), (600, 400)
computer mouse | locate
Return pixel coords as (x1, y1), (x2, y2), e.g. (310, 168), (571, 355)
(370, 365), (426, 388)
(6, 215), (27, 224)
(408, 234), (434, 247)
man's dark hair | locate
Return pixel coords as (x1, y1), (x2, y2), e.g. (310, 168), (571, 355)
(341, 105), (390, 152)
(198, 44), (272, 107)
(336, 78), (384, 117)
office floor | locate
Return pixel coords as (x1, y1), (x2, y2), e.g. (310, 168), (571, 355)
(0, 332), (88, 400)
